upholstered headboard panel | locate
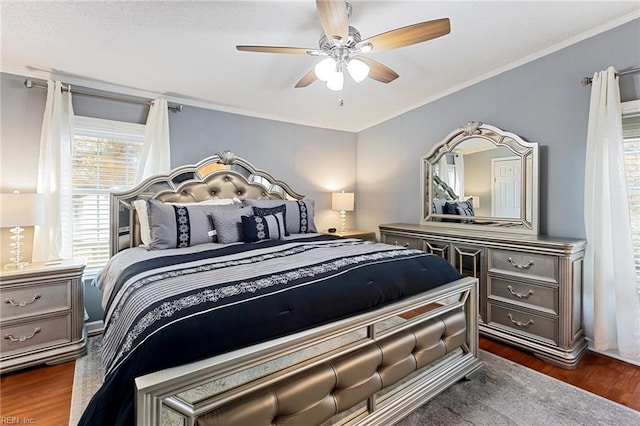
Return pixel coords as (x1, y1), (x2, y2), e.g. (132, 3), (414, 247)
(110, 151), (305, 256)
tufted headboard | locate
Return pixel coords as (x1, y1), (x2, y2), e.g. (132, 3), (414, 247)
(109, 151), (305, 256)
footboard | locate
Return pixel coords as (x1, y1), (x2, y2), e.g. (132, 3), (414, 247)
(135, 277), (481, 425)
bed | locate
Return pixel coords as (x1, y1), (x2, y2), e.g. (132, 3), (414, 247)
(79, 151), (482, 426)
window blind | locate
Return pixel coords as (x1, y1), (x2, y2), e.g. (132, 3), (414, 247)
(622, 111), (640, 287)
(72, 116), (144, 278)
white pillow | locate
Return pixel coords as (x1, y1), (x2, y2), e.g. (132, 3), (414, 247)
(133, 198), (238, 247)
(133, 200), (152, 247)
(169, 198), (240, 206)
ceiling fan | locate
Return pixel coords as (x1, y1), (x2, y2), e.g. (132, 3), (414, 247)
(236, 0), (450, 103)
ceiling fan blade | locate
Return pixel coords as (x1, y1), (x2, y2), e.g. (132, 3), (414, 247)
(355, 57), (399, 83)
(316, 0), (349, 43)
(236, 45), (315, 54)
(360, 18), (450, 52)
(295, 69), (318, 88)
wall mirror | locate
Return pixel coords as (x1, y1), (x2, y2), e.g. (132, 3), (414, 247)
(421, 122), (539, 235)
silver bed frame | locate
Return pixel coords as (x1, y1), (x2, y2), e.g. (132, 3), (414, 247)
(108, 152), (482, 425)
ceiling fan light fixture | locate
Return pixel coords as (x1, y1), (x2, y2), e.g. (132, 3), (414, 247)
(347, 58), (370, 83)
(326, 71), (344, 91)
(359, 42), (373, 53)
(314, 57), (337, 82)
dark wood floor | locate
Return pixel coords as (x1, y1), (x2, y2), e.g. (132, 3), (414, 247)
(1, 337), (639, 425)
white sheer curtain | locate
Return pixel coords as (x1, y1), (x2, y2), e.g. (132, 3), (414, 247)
(32, 81), (74, 263)
(453, 153), (464, 197)
(136, 98), (171, 182)
(584, 67), (640, 359)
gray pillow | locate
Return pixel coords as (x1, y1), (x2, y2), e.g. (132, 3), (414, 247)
(243, 199), (317, 234)
(146, 199), (240, 249)
(210, 206), (254, 244)
(432, 198), (447, 215)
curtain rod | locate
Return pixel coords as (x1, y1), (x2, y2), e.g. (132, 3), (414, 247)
(23, 79), (183, 112)
(581, 67), (640, 86)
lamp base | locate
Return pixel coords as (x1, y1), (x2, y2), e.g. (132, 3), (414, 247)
(6, 226), (28, 269)
(339, 210), (348, 233)
(4, 261), (29, 269)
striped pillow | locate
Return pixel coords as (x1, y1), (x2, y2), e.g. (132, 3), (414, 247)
(241, 213), (286, 242)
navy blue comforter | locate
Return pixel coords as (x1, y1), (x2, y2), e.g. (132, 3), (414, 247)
(80, 235), (461, 425)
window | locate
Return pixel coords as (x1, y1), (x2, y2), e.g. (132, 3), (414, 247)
(72, 116), (144, 277)
(622, 101), (640, 290)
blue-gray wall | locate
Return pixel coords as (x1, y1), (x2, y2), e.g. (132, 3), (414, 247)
(357, 18), (640, 239)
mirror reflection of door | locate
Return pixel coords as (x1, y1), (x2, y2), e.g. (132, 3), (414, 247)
(491, 157), (521, 218)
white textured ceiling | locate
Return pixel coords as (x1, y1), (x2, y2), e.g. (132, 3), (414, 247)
(2, 1), (639, 132)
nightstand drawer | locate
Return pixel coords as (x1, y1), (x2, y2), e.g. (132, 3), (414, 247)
(488, 249), (558, 283)
(1, 314), (71, 355)
(488, 276), (558, 315)
(1, 280), (71, 321)
(384, 235), (422, 250)
(487, 303), (558, 344)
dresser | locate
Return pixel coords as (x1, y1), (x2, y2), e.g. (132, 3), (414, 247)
(379, 223), (587, 369)
(0, 259), (87, 373)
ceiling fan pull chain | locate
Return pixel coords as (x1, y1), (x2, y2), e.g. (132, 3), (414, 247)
(339, 90), (344, 107)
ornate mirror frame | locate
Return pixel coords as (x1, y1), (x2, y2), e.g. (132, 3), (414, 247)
(421, 122), (539, 235)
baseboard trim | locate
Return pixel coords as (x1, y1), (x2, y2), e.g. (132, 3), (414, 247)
(586, 338), (640, 367)
(86, 320), (104, 337)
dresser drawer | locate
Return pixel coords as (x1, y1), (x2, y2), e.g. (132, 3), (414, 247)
(488, 249), (558, 283)
(1, 314), (71, 355)
(1, 279), (71, 321)
(487, 303), (558, 344)
(383, 235), (422, 250)
(488, 276), (558, 315)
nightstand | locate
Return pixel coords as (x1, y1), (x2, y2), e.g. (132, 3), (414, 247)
(322, 229), (377, 242)
(0, 259), (87, 373)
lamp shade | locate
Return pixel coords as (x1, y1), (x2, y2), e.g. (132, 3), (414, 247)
(0, 193), (44, 228)
(347, 58), (370, 83)
(332, 192), (354, 211)
(315, 57), (337, 82)
(326, 71), (344, 91)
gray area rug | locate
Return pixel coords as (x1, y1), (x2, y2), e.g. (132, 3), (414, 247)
(70, 336), (640, 425)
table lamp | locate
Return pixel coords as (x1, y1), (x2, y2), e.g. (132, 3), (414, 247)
(0, 192), (44, 269)
(332, 191), (354, 233)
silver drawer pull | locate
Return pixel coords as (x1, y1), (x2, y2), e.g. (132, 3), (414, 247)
(507, 313), (534, 328)
(507, 258), (534, 270)
(4, 327), (41, 342)
(507, 285), (534, 299)
(5, 294), (41, 307)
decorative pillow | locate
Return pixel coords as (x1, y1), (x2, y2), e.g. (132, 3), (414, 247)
(242, 212), (286, 242)
(133, 199), (152, 247)
(444, 198), (475, 216)
(243, 199), (317, 234)
(135, 198), (237, 248)
(146, 199), (241, 249)
(209, 206), (254, 244)
(431, 198), (448, 222)
(170, 198), (239, 206)
(252, 204), (289, 236)
(432, 198), (447, 215)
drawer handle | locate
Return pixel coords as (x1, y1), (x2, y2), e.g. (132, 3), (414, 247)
(508, 258), (534, 270)
(4, 294), (41, 307)
(507, 285), (534, 299)
(4, 327), (41, 342)
(507, 313), (534, 328)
